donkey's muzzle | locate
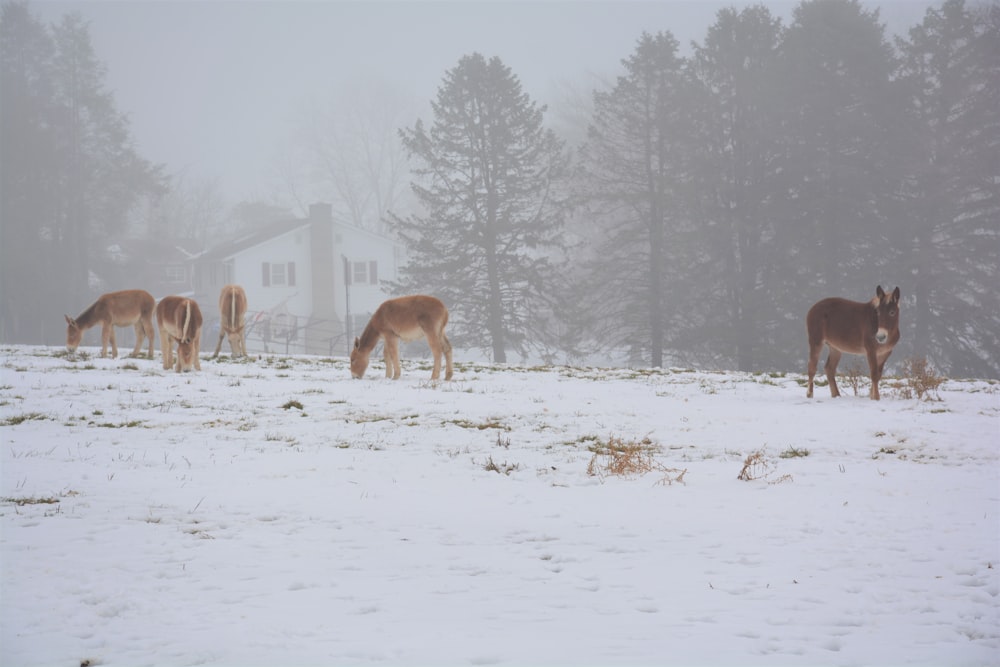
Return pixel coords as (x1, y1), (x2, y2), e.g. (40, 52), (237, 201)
(876, 330), (889, 344)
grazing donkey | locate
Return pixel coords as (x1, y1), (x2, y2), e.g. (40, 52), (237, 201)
(65, 289), (156, 358)
(156, 296), (203, 372)
(807, 286), (901, 401)
(211, 284), (248, 359)
(351, 295), (453, 381)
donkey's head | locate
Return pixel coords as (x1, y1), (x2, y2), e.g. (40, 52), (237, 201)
(65, 315), (82, 352)
(873, 286), (901, 345)
(350, 336), (369, 379)
(175, 340), (198, 372)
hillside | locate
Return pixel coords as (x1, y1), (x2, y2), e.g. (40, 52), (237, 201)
(2, 345), (998, 665)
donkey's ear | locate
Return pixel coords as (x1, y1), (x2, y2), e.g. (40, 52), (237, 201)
(353, 336), (360, 349)
(876, 285), (886, 300)
(891, 286), (900, 303)
(65, 315), (75, 327)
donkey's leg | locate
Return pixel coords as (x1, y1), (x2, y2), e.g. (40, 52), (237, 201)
(867, 348), (883, 401)
(211, 329), (225, 359)
(390, 337), (402, 379)
(383, 337), (400, 379)
(824, 348), (842, 398)
(807, 343), (822, 398)
(130, 323), (145, 357)
(159, 327), (173, 370)
(193, 332), (202, 371)
(142, 317), (155, 358)
(427, 333), (442, 380)
(443, 333), (453, 381)
(100, 324), (112, 358)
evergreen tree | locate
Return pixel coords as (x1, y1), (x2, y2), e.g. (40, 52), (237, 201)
(773, 0), (904, 298)
(0, 2), (163, 342)
(391, 53), (568, 363)
(1, 2), (60, 341)
(573, 32), (689, 368)
(895, 0), (1000, 377)
(687, 6), (784, 371)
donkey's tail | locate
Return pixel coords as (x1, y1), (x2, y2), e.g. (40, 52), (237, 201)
(182, 300), (192, 344)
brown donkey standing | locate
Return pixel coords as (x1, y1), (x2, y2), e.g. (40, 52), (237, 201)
(211, 284), (248, 359)
(807, 286), (900, 401)
(65, 289), (156, 358)
(156, 296), (203, 372)
(351, 295), (453, 381)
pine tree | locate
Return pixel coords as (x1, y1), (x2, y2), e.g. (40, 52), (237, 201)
(895, 0), (1000, 377)
(391, 53), (568, 363)
(1, 2), (163, 342)
(573, 32), (688, 368)
(774, 0), (903, 297)
(687, 6), (784, 371)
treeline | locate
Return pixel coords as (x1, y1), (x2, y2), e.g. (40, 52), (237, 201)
(394, 0), (999, 378)
(0, 2), (164, 341)
(2, 0), (997, 378)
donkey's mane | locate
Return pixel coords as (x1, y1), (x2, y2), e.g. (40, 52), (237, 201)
(74, 299), (102, 326)
(356, 319), (381, 353)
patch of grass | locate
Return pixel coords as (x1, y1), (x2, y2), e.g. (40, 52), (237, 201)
(779, 446), (810, 459)
(2, 412), (51, 426)
(566, 433), (602, 447)
(483, 456), (520, 475)
(445, 418), (510, 431)
(265, 432), (299, 446)
(3, 495), (60, 506)
(281, 399), (304, 410)
(349, 413), (393, 424)
(587, 434), (687, 485)
(842, 361), (868, 397)
(738, 448), (792, 484)
(236, 419), (258, 432)
(91, 420), (144, 428)
(893, 357), (946, 401)
(121, 362), (140, 371)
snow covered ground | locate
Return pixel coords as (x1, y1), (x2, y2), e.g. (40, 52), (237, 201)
(1, 344), (998, 666)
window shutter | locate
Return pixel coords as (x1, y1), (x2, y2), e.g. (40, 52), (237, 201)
(287, 262), (296, 287)
(262, 262), (270, 287)
(369, 261), (378, 285)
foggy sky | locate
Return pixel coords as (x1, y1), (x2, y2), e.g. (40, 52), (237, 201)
(34, 0), (932, 206)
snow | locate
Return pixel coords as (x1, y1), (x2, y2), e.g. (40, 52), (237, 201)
(2, 344), (998, 666)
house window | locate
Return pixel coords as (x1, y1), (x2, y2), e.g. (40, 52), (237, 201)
(262, 262), (296, 287)
(272, 263), (286, 286)
(165, 265), (186, 284)
(351, 260), (378, 285)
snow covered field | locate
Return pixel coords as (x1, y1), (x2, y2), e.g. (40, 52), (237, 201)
(1, 344), (998, 666)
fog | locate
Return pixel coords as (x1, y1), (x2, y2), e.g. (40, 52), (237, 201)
(33, 0), (929, 203)
(7, 0), (997, 379)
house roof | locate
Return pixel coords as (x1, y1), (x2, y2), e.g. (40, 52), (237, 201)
(107, 238), (199, 265)
(195, 209), (403, 265)
(195, 218), (311, 263)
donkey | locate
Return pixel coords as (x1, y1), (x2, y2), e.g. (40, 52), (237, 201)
(65, 289), (156, 358)
(156, 296), (203, 372)
(807, 286), (901, 401)
(211, 284), (248, 359)
(351, 295), (453, 381)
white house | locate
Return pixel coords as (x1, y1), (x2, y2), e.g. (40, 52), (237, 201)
(192, 203), (403, 356)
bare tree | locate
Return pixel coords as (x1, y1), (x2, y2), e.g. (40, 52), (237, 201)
(281, 78), (418, 233)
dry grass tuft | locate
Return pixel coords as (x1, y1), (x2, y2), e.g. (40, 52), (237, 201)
(738, 448), (793, 484)
(893, 357), (946, 401)
(587, 435), (687, 485)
